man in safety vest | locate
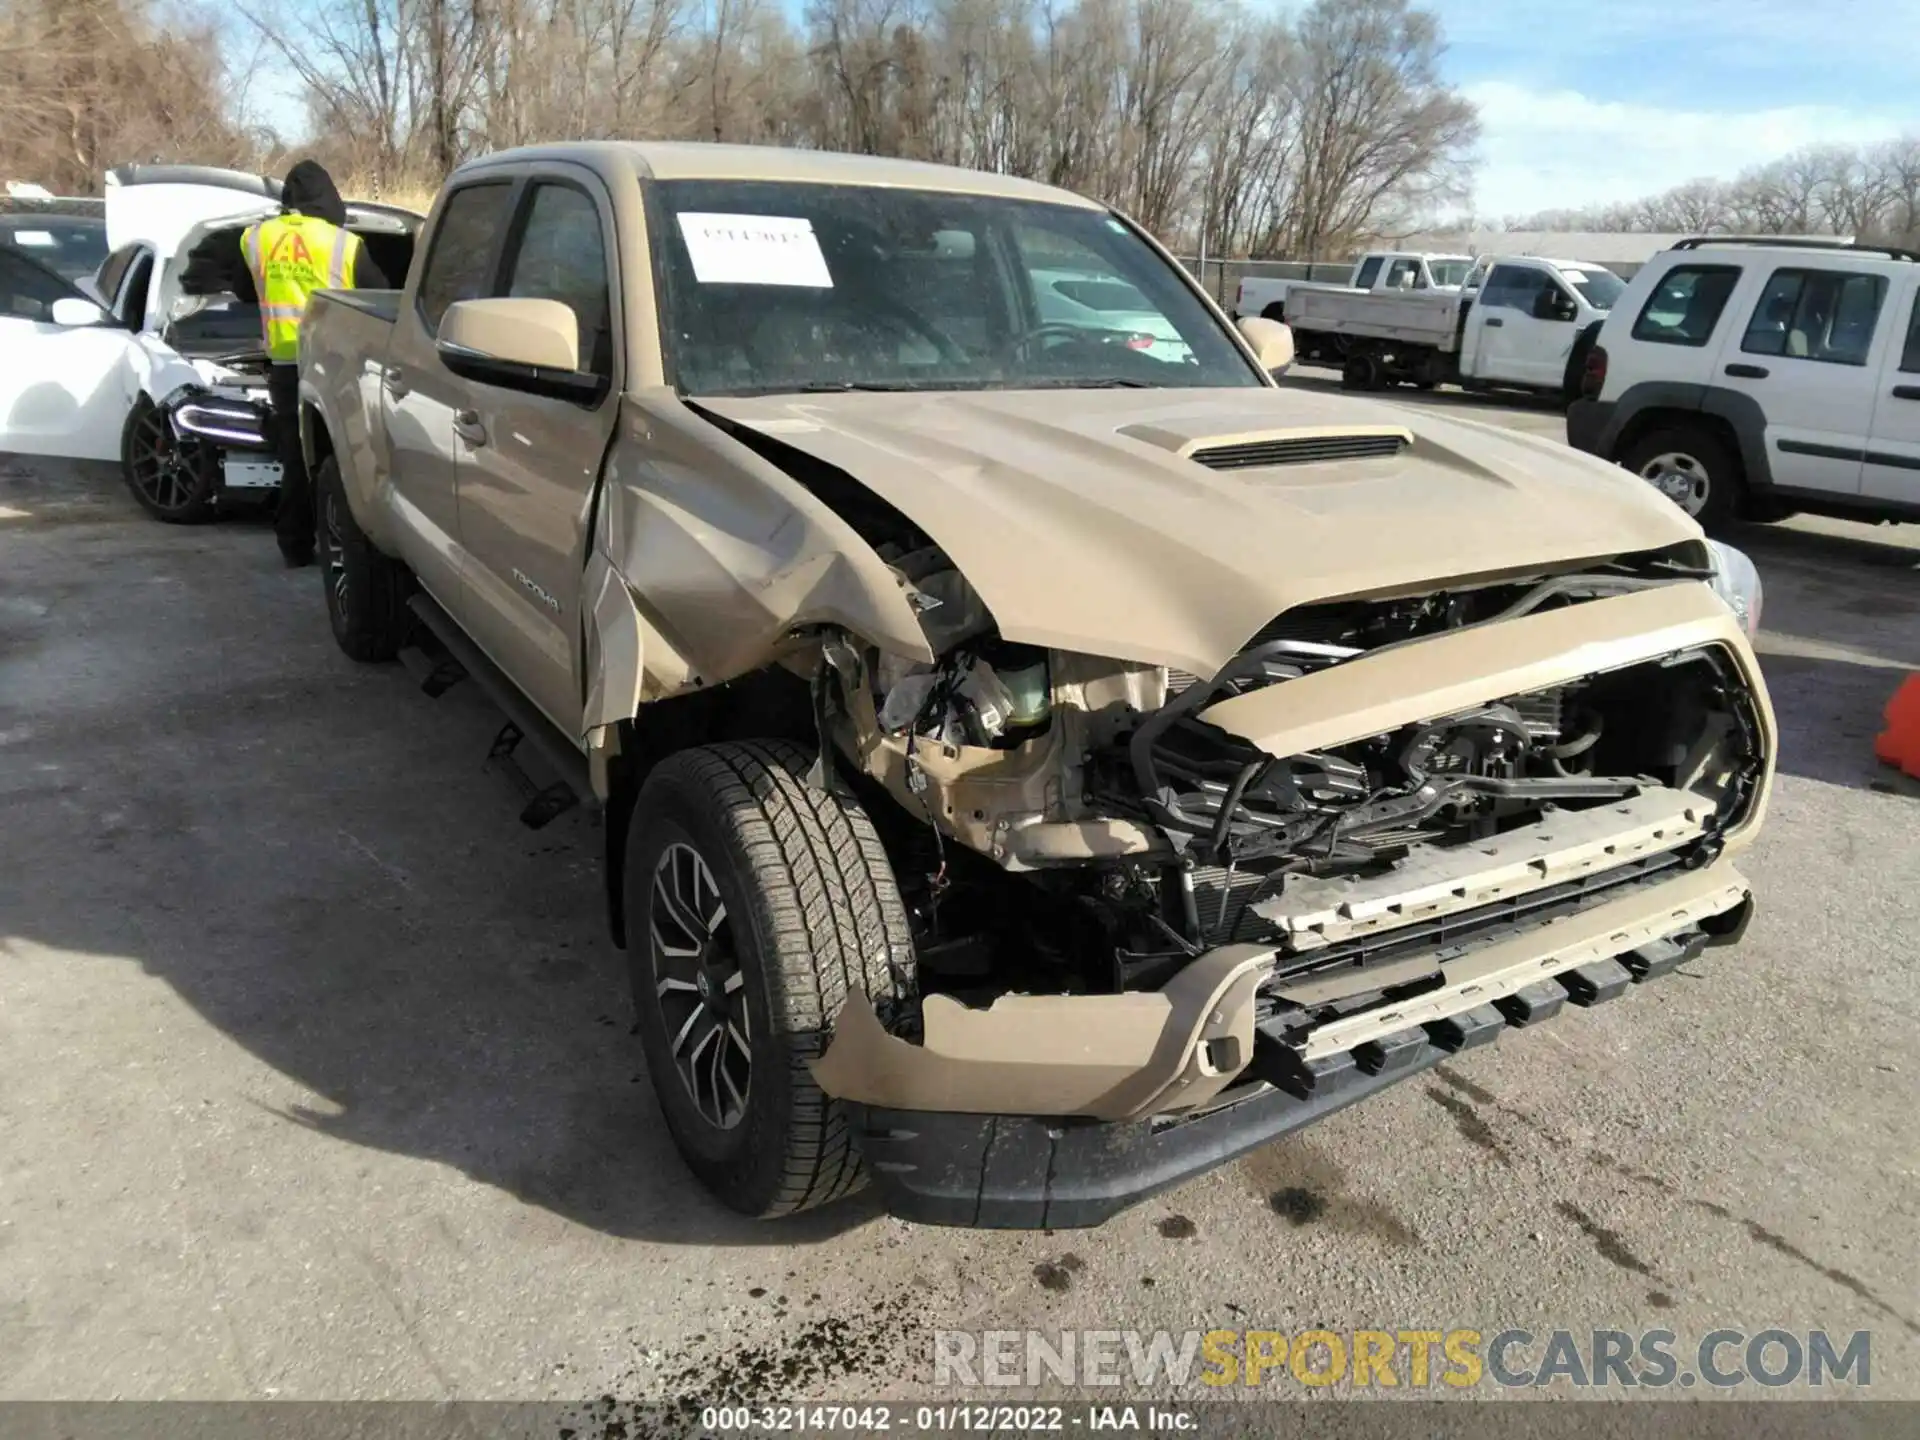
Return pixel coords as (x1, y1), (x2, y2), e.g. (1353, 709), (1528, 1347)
(238, 160), (388, 566)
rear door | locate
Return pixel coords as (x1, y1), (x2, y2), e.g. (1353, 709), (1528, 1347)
(1862, 273), (1920, 508)
(382, 178), (520, 614)
(0, 248), (141, 461)
(1714, 264), (1888, 495)
(454, 168), (622, 734)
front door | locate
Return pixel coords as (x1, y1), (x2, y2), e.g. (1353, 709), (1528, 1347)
(1715, 264), (1888, 496)
(454, 172), (622, 735)
(379, 178), (520, 614)
(1463, 264), (1552, 385)
(1862, 277), (1920, 507)
(0, 249), (139, 462)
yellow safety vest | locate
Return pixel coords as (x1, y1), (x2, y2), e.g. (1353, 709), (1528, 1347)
(240, 214), (361, 363)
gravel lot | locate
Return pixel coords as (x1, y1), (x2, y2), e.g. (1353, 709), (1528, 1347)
(3, 379), (1916, 1407)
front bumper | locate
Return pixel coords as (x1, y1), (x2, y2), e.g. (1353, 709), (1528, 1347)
(859, 887), (1752, 1228)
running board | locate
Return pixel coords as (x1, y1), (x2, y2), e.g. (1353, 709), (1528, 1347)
(405, 593), (595, 827)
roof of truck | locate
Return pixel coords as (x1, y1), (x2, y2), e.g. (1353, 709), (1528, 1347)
(466, 141), (1106, 210)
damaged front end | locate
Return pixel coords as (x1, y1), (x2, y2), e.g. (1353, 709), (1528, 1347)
(153, 355), (283, 498)
(808, 544), (1772, 1166)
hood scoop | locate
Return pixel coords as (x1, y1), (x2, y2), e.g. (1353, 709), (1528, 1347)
(1118, 420), (1411, 471)
(1188, 431), (1409, 470)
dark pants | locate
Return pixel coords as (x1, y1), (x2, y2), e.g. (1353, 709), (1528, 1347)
(267, 363), (311, 557)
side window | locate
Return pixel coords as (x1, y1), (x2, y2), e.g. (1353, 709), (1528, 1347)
(1383, 258), (1417, 290)
(95, 243), (140, 307)
(417, 181), (515, 335)
(119, 251), (155, 329)
(1353, 256), (1384, 288)
(1901, 292), (1920, 374)
(1483, 265), (1543, 310)
(0, 249), (77, 322)
(1630, 264), (1739, 347)
(502, 182), (613, 378)
(1742, 268), (1886, 366)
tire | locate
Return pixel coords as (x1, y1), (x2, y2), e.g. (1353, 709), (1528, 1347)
(624, 740), (914, 1218)
(1261, 302), (1287, 323)
(1563, 320), (1603, 403)
(1619, 425), (1744, 531)
(1342, 351), (1380, 391)
(120, 397), (217, 523)
(316, 455), (411, 661)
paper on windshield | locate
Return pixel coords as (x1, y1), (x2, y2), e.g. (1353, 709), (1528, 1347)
(676, 213), (833, 288)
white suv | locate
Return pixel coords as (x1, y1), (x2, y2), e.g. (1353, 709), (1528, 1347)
(1568, 237), (1920, 530)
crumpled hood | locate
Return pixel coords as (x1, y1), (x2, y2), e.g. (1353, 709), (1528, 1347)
(697, 386), (1700, 677)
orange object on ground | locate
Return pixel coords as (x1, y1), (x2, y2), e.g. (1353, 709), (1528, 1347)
(1876, 673), (1920, 778)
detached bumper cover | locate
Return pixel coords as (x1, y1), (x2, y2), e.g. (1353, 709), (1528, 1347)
(851, 865), (1753, 1228)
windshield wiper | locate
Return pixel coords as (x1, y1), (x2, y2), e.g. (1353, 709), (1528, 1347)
(1028, 376), (1157, 389)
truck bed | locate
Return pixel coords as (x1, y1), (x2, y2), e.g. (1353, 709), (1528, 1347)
(1285, 287), (1461, 351)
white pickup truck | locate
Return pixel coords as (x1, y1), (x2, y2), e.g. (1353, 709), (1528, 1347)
(1285, 254), (1626, 401)
(1233, 251), (1474, 321)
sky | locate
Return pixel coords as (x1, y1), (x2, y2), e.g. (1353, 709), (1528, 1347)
(244, 0), (1915, 219)
(1417, 0), (1918, 218)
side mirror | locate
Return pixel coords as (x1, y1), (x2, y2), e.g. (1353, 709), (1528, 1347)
(1236, 315), (1295, 374)
(50, 296), (110, 328)
(436, 297), (606, 403)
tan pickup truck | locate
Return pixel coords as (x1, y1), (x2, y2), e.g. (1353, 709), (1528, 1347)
(298, 142), (1775, 1229)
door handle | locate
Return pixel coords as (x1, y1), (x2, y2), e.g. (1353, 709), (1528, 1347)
(453, 409), (487, 447)
(1724, 363), (1769, 379)
(381, 366), (409, 400)
(1484, 317), (1504, 328)
(1892, 385), (1920, 401)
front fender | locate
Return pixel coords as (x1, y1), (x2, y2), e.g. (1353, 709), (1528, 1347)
(585, 392), (932, 725)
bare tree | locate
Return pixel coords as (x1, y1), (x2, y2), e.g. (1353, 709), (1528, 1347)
(1278, 0), (1477, 257)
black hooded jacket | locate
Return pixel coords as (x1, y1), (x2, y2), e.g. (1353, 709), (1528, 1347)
(179, 160), (387, 306)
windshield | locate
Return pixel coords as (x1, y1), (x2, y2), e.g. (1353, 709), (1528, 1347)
(0, 218), (108, 283)
(1427, 259), (1474, 288)
(1562, 267), (1626, 310)
(650, 179), (1262, 396)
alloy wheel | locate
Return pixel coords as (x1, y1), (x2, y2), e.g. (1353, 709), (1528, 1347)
(323, 488), (349, 614)
(127, 407), (207, 513)
(649, 841), (751, 1130)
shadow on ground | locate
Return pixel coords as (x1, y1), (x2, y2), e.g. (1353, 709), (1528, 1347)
(0, 454), (879, 1248)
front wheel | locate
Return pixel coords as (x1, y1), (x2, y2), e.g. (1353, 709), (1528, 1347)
(121, 398), (217, 523)
(625, 740), (914, 1218)
(316, 455), (412, 661)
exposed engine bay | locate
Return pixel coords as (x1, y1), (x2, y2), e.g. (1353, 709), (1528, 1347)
(814, 538), (1766, 1021)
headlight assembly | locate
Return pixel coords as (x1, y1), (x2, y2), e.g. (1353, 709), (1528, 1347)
(1704, 539), (1763, 639)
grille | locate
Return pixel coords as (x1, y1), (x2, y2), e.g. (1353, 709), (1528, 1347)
(1190, 433), (1407, 470)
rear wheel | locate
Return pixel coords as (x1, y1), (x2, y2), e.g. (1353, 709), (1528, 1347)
(316, 456), (411, 661)
(1619, 426), (1744, 531)
(121, 398), (217, 523)
(1342, 351), (1381, 391)
(625, 740), (914, 1218)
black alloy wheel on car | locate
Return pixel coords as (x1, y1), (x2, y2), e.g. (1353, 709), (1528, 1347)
(120, 399), (219, 523)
